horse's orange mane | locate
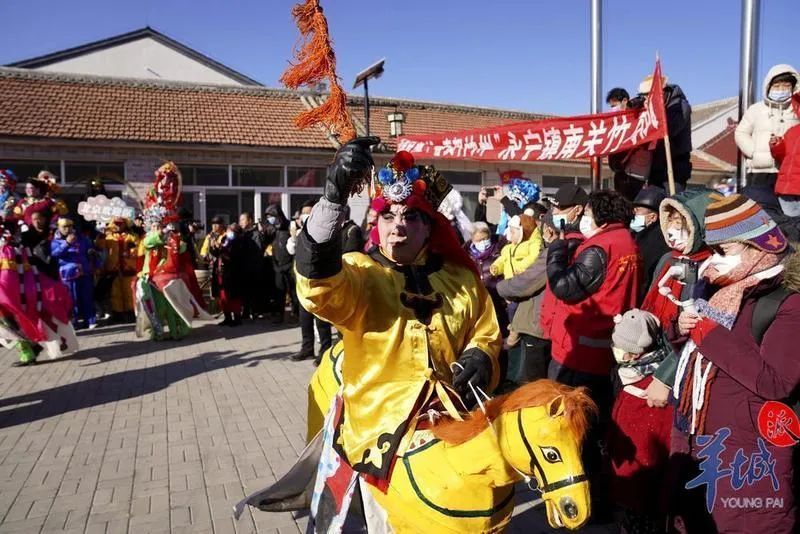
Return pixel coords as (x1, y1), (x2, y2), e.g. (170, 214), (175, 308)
(432, 380), (597, 446)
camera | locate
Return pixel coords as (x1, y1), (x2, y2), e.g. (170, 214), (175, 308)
(627, 96), (646, 110)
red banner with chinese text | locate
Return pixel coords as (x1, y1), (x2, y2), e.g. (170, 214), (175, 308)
(397, 61), (666, 163)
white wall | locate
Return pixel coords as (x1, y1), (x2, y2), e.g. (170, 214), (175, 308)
(35, 37), (245, 85)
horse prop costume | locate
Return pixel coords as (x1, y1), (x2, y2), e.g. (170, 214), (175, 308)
(236, 343), (597, 532)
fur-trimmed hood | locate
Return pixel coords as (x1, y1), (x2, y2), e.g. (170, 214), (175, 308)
(782, 250), (800, 293)
(659, 190), (718, 255)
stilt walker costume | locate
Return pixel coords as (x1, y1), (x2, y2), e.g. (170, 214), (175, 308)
(134, 162), (211, 340)
(1, 214), (77, 364)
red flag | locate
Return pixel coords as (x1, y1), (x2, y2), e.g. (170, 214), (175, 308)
(398, 61), (667, 163)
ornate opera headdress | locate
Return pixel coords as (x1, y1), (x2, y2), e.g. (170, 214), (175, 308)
(142, 162), (182, 226)
(376, 151), (451, 210)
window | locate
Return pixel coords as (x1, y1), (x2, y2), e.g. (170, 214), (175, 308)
(441, 170), (482, 186)
(4, 161), (60, 184)
(460, 191), (480, 221)
(542, 175), (575, 189)
(179, 165), (228, 186)
(65, 162), (124, 185)
(287, 167), (325, 188)
(234, 166), (283, 187)
(289, 194), (321, 217)
(260, 192), (283, 215)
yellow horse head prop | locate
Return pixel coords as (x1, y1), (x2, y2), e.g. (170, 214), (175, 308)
(433, 380), (597, 530)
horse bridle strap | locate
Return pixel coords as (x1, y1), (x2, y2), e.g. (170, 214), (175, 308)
(540, 474), (588, 493)
(516, 411), (587, 495)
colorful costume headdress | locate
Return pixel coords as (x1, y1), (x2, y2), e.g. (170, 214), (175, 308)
(372, 152), (477, 275)
(376, 151), (452, 209)
(14, 172), (65, 225)
(0, 169), (18, 190)
(142, 162), (183, 226)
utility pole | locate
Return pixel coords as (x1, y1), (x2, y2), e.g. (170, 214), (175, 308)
(737, 0), (760, 190)
(590, 0), (603, 191)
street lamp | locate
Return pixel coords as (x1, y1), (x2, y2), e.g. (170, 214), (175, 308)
(353, 58), (385, 137)
(387, 109), (405, 137)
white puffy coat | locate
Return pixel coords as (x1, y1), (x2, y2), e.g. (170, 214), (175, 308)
(735, 64), (800, 173)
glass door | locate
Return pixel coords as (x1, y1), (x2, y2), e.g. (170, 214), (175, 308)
(204, 190), (239, 228)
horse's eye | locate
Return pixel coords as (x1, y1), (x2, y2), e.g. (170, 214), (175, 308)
(539, 446), (562, 463)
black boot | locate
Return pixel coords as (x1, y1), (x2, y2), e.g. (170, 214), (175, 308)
(218, 313), (232, 326)
(229, 313), (242, 327)
(290, 350), (314, 361)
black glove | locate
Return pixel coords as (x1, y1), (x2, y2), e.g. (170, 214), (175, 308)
(500, 196), (522, 217)
(324, 136), (381, 205)
(452, 349), (493, 408)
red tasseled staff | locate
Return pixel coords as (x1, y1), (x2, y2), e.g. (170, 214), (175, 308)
(281, 0), (356, 142)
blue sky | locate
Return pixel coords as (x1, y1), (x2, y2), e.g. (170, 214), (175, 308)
(0, 0), (795, 115)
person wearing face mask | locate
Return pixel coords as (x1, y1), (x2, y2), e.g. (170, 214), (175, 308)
(630, 187), (669, 299)
(263, 203), (299, 325)
(735, 64), (799, 193)
(606, 87), (648, 201)
(667, 194), (799, 534)
(213, 223), (246, 327)
(639, 190), (716, 409)
(295, 139), (501, 490)
(466, 221), (508, 338)
(546, 189), (641, 519)
(539, 184), (589, 342)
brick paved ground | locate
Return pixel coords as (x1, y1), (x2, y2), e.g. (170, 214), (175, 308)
(0, 321), (595, 534)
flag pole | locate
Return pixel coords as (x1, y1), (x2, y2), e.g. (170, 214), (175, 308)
(664, 128), (676, 196)
(655, 53), (676, 196)
(590, 0), (603, 191)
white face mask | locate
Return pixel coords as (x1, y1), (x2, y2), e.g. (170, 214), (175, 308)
(666, 228), (689, 250)
(769, 88), (792, 102)
(225, 231), (235, 240)
(612, 346), (631, 364)
(579, 215), (596, 238)
(706, 252), (742, 276)
(630, 214), (647, 233)
(474, 238), (491, 252)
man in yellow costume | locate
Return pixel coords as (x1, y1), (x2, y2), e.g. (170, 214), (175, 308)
(296, 137), (501, 483)
(99, 217), (139, 322)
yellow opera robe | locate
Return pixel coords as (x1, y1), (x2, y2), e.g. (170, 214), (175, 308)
(296, 249), (501, 480)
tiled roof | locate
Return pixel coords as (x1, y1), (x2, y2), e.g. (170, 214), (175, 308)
(0, 67), (733, 174)
(692, 96), (737, 126)
(0, 68), (548, 152)
(699, 121), (738, 166)
(0, 68), (334, 149)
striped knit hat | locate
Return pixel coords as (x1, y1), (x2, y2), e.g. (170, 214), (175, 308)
(704, 194), (787, 253)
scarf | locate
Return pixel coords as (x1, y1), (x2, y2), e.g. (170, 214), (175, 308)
(674, 251), (782, 434)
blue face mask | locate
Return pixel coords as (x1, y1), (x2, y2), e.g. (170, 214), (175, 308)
(552, 214), (570, 231)
(473, 238), (491, 253)
(630, 214), (647, 233)
(266, 216), (277, 225)
(769, 89), (792, 102)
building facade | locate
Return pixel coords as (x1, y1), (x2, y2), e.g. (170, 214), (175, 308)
(1, 28), (733, 227)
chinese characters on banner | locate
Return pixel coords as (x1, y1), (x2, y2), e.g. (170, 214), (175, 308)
(78, 195), (137, 224)
(397, 61), (667, 163)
